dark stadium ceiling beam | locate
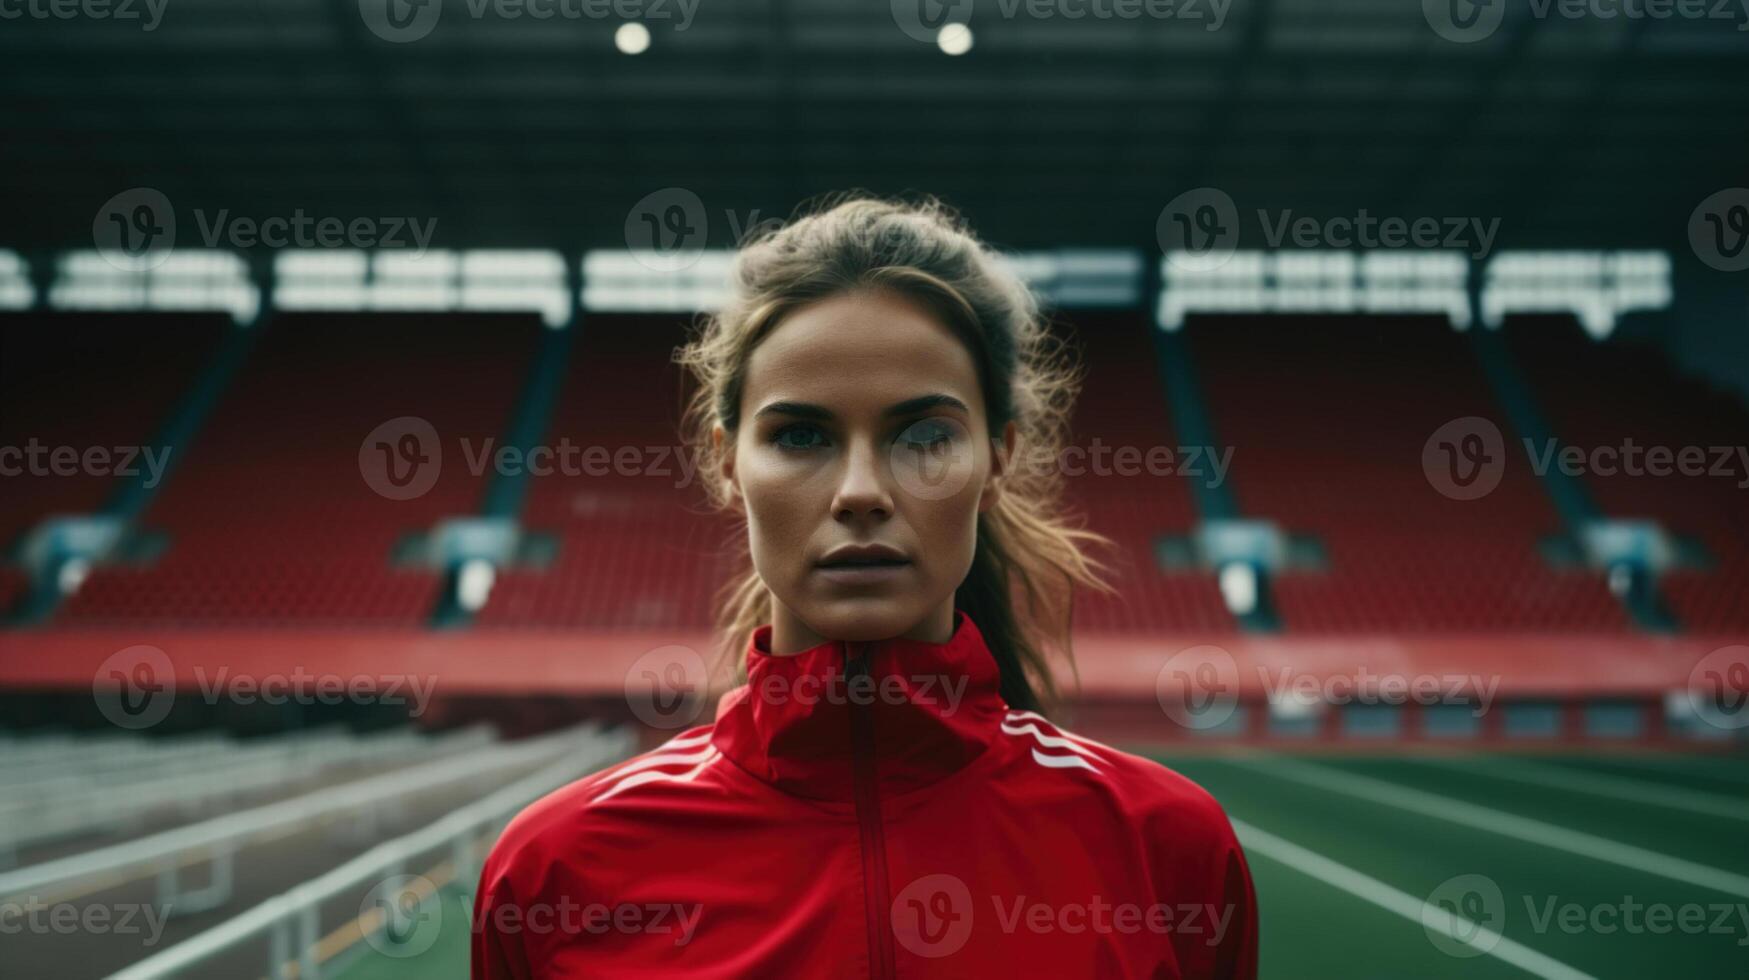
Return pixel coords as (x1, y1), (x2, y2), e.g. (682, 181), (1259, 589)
(1509, 18), (1654, 235)
(4, 174), (1727, 220)
(6, 174), (1741, 222)
(9, 41), (1748, 64)
(1, 0), (1746, 252)
(1180, 0), (1270, 192)
(319, 0), (457, 245)
(5, 101), (1745, 133)
(1384, 0), (1553, 222)
(9, 152), (1744, 200)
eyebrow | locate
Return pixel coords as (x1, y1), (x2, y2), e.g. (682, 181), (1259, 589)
(753, 393), (971, 423)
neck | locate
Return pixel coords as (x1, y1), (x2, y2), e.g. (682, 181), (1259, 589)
(767, 597), (958, 656)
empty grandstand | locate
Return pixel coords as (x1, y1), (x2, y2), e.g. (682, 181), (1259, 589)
(2, 1), (1746, 978)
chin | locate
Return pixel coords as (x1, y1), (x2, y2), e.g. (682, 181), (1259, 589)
(801, 599), (929, 644)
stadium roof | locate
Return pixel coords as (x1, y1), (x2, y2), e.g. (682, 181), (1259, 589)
(3, 0), (1746, 254)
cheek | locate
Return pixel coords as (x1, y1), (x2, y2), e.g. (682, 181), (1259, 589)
(910, 486), (984, 578)
(736, 452), (814, 567)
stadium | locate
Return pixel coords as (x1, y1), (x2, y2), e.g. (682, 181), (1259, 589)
(1, 1), (1747, 977)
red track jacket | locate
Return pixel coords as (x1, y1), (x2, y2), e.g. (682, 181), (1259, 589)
(472, 609), (1259, 978)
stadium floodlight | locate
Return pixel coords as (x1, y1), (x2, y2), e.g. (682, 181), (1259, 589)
(274, 248), (570, 327)
(582, 249), (735, 312)
(1608, 563), (1632, 599)
(1218, 561), (1258, 617)
(0, 250), (32, 309)
(938, 24), (973, 56)
(57, 558), (91, 596)
(48, 249), (259, 325)
(457, 558), (496, 613)
(1480, 250), (1671, 338)
(1157, 250), (1470, 330)
(1268, 686), (1323, 723)
(615, 22), (652, 55)
(998, 249), (1143, 309)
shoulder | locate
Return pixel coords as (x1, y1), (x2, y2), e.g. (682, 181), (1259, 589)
(478, 726), (719, 898)
(1000, 710), (1250, 914)
(999, 709), (1239, 848)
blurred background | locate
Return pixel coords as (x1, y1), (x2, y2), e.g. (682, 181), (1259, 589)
(2, 1), (1747, 977)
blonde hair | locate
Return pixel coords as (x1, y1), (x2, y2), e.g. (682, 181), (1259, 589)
(674, 192), (1116, 713)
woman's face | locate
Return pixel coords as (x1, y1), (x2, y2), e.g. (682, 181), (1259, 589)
(717, 288), (1015, 650)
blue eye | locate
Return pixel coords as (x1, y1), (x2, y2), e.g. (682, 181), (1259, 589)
(898, 418), (956, 450)
(772, 424), (826, 451)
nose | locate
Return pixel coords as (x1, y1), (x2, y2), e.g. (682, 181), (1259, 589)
(830, 435), (894, 523)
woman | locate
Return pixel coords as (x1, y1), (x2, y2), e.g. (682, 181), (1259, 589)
(472, 195), (1258, 978)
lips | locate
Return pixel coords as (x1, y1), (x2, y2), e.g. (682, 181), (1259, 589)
(813, 549), (913, 585)
(817, 558), (910, 569)
(816, 544), (911, 568)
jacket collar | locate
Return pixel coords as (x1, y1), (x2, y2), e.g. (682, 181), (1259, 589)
(710, 609), (1007, 802)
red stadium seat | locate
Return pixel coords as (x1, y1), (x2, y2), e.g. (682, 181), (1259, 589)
(1186, 313), (1629, 632)
(59, 312), (543, 627)
(477, 314), (738, 629)
(1059, 313), (1234, 632)
(0, 311), (230, 549)
(1506, 314), (1749, 630)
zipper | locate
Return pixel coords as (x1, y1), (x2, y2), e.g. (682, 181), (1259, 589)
(845, 641), (896, 979)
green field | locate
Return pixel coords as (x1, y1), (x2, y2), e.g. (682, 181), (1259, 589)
(334, 752), (1749, 979)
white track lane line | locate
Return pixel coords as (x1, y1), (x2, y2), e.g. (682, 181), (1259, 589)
(1418, 756), (1749, 823)
(1231, 818), (1597, 980)
(1229, 756), (1749, 900)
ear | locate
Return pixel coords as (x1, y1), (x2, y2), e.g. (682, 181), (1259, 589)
(978, 419), (1018, 514)
(712, 424), (744, 513)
